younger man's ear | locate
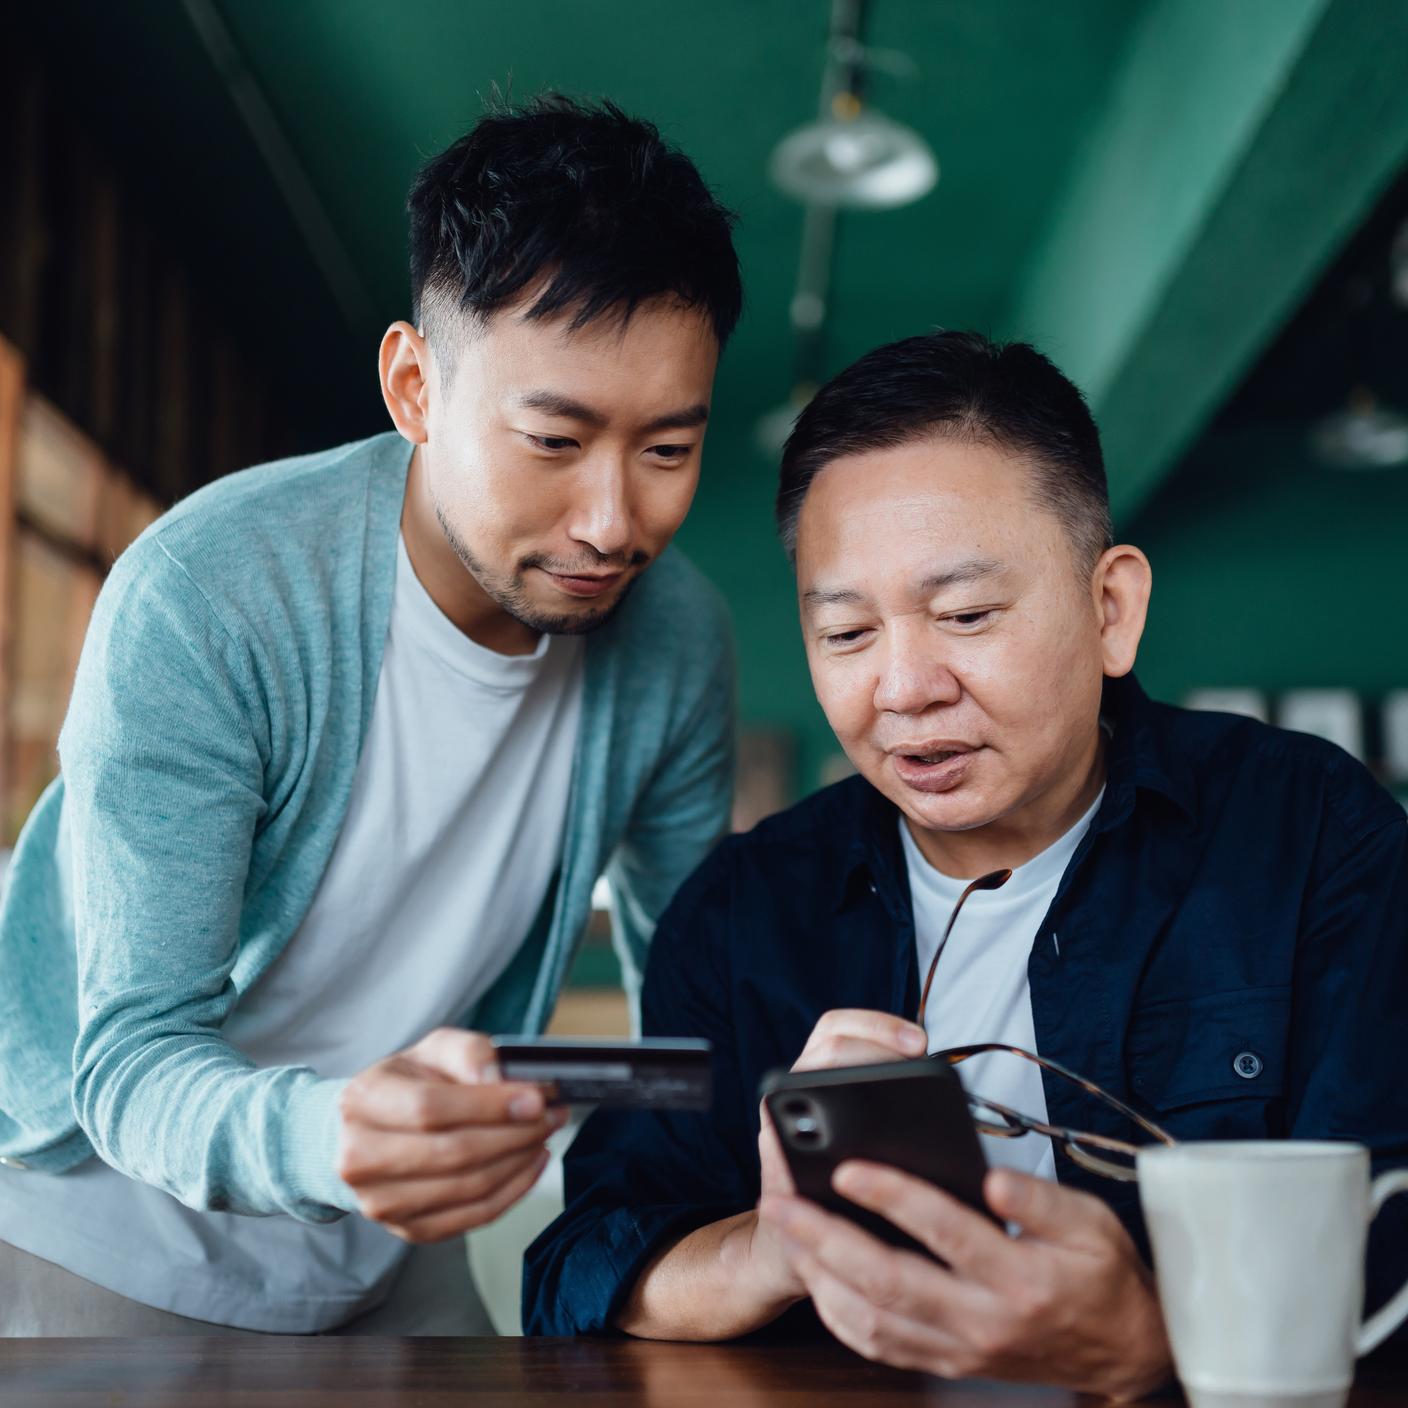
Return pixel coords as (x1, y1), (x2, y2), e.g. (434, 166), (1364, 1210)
(379, 321), (432, 445)
(1094, 545), (1152, 678)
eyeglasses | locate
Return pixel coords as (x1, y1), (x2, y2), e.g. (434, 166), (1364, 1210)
(914, 867), (1176, 1183)
(930, 1042), (1175, 1181)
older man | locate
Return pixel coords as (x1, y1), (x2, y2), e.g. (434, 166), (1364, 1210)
(523, 331), (1408, 1396)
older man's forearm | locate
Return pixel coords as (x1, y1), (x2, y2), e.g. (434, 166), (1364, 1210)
(613, 1211), (803, 1340)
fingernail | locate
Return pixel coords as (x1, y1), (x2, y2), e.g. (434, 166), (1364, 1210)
(510, 1091), (544, 1120)
(901, 1027), (927, 1054)
(987, 1169), (1016, 1210)
(834, 1164), (870, 1196)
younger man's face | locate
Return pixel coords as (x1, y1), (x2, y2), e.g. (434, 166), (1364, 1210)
(795, 436), (1112, 841)
(423, 294), (719, 635)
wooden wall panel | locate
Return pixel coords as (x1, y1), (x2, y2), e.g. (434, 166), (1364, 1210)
(0, 341), (23, 827)
(0, 338), (164, 843)
(17, 396), (103, 550)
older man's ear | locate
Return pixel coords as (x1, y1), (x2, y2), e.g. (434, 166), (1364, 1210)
(1093, 545), (1152, 679)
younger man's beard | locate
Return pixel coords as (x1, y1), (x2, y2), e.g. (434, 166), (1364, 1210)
(433, 499), (647, 636)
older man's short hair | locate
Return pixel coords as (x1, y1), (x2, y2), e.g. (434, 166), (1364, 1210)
(776, 331), (1113, 574)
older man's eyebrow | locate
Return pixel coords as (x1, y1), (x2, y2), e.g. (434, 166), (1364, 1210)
(802, 557), (1007, 612)
(802, 585), (868, 609)
(513, 391), (709, 436)
(917, 556), (1007, 594)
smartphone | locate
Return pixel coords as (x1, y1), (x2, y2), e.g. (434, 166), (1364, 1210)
(491, 1036), (712, 1110)
(760, 1059), (994, 1254)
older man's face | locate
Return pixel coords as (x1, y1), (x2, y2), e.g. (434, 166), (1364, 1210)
(795, 436), (1110, 844)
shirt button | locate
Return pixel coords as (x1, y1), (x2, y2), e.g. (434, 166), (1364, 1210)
(0, 1155), (28, 1170)
(1233, 1051), (1263, 1080)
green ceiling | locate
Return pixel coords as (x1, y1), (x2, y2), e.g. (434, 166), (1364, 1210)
(37, 0), (1408, 524)
(192, 0), (1408, 517)
(212, 0), (1141, 418)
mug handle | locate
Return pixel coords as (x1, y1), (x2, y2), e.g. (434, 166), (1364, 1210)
(1358, 1169), (1408, 1356)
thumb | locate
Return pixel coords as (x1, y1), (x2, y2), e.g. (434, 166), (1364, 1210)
(408, 1028), (499, 1084)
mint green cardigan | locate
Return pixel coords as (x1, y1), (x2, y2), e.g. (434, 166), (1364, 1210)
(0, 433), (734, 1222)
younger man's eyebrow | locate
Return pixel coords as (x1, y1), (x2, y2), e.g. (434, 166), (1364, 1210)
(513, 391), (710, 436)
(641, 404), (710, 435)
(514, 390), (608, 427)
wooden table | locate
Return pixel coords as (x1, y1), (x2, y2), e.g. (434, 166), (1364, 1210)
(1, 1338), (1405, 1407)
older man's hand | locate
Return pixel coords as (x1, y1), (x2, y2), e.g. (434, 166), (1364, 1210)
(759, 1162), (1171, 1402)
(747, 1010), (930, 1308)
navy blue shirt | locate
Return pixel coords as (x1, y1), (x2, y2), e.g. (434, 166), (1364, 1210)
(523, 676), (1408, 1349)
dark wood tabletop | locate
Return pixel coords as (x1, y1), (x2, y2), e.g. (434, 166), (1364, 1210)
(1, 1338), (1406, 1407)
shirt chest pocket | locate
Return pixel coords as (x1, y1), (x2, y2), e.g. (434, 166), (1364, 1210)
(1125, 985), (1291, 1137)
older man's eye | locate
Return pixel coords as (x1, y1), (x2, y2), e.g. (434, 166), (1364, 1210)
(824, 629), (869, 645)
(947, 610), (993, 627)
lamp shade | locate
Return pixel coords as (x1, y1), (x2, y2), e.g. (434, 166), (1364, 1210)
(1312, 391), (1408, 470)
(769, 109), (938, 210)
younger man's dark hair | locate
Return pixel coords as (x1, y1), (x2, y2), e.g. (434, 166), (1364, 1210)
(776, 331), (1113, 575)
(408, 94), (742, 358)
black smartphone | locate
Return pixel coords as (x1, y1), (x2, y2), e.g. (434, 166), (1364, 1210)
(760, 1059), (994, 1255)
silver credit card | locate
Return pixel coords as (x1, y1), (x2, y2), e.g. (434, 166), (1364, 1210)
(491, 1036), (713, 1110)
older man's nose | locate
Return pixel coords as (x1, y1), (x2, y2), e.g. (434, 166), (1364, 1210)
(873, 638), (962, 716)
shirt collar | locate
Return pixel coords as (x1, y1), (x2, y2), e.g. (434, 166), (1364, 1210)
(831, 672), (1196, 913)
(1100, 672), (1197, 829)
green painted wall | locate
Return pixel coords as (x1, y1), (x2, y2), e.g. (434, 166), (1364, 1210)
(1131, 426), (1408, 701)
(674, 436), (839, 799)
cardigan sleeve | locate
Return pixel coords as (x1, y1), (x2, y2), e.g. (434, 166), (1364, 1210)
(60, 539), (356, 1222)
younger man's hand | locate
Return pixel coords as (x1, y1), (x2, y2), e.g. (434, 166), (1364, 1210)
(337, 1028), (566, 1243)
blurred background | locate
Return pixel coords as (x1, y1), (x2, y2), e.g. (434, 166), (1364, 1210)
(5, 0), (1408, 1335)
(4, 0), (1408, 1026)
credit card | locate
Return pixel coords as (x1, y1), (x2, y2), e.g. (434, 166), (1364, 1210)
(491, 1036), (713, 1110)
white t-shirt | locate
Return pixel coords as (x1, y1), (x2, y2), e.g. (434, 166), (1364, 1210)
(900, 790), (1104, 1183)
(0, 535), (584, 1331)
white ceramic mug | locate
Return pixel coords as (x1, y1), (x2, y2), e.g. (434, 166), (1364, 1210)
(1137, 1141), (1408, 1408)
